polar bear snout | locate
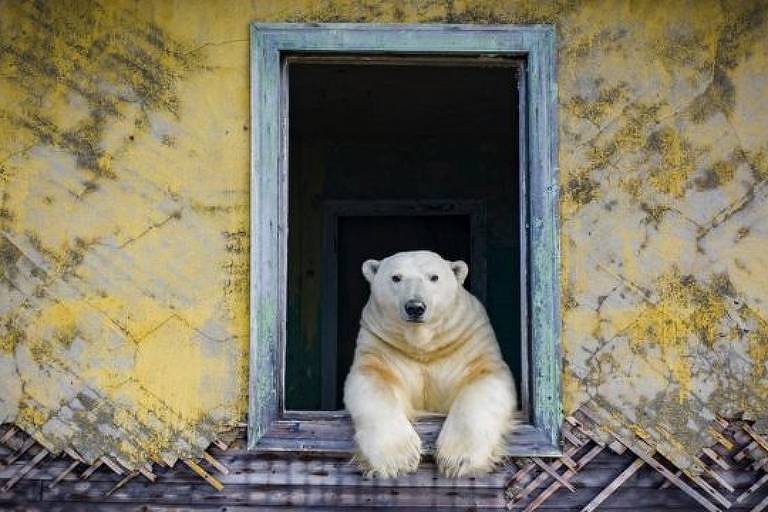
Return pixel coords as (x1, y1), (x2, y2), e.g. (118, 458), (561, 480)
(403, 299), (427, 322)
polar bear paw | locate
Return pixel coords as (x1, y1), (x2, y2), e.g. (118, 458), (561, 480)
(354, 421), (422, 479)
(436, 420), (506, 477)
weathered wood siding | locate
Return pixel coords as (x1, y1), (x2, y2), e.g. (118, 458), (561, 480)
(1, 429), (767, 511)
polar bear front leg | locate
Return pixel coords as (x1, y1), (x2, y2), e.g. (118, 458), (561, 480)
(436, 370), (516, 477)
(344, 364), (421, 478)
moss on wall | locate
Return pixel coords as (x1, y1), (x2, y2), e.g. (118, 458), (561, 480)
(0, 0), (767, 472)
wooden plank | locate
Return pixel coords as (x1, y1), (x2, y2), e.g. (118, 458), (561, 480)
(0, 426), (18, 445)
(43, 481), (506, 508)
(737, 473), (768, 504)
(99, 457), (124, 476)
(609, 432), (722, 512)
(704, 466), (735, 493)
(137, 464), (156, 482)
(703, 447), (732, 470)
(565, 418), (606, 449)
(248, 22), (281, 450)
(183, 459), (224, 492)
(752, 492), (768, 512)
(563, 428), (586, 448)
(506, 444), (582, 498)
(38, 480), (739, 509)
(106, 471), (140, 496)
(517, 444), (604, 510)
(532, 457), (575, 492)
(735, 441), (759, 462)
(686, 470), (731, 508)
(0, 479), (42, 503)
(7, 448), (711, 490)
(708, 428), (735, 451)
(80, 460), (104, 480)
(257, 415), (558, 457)
(48, 460), (80, 489)
(1, 448), (48, 492)
(560, 453), (579, 472)
(202, 452), (229, 476)
(744, 426), (768, 455)
(579, 457), (645, 512)
(4, 437), (35, 466)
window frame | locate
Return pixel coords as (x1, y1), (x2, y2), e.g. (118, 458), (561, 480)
(249, 23), (561, 457)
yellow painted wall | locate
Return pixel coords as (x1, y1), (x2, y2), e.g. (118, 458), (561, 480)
(0, 0), (766, 472)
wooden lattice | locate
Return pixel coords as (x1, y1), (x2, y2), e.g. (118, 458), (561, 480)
(0, 424), (232, 495)
(2, 407), (768, 510)
(505, 403), (768, 511)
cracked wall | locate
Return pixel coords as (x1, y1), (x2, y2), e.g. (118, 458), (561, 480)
(0, 0), (767, 473)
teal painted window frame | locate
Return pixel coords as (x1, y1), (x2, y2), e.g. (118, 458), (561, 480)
(249, 23), (561, 456)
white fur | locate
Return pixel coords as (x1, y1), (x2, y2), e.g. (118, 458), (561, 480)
(344, 250), (517, 478)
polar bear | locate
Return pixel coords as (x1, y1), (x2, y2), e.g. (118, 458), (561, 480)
(343, 250), (517, 478)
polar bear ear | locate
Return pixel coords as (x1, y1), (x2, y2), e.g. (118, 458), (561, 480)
(450, 260), (469, 285)
(362, 259), (380, 283)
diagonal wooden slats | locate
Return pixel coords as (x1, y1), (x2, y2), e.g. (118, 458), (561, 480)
(1, 412), (768, 510)
(505, 403), (768, 511)
(579, 457), (645, 512)
(0, 423), (230, 496)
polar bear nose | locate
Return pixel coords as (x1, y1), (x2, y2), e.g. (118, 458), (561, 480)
(404, 300), (426, 318)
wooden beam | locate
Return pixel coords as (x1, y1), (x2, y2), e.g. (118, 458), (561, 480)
(520, 444), (604, 512)
(506, 445), (582, 502)
(751, 492), (768, 512)
(183, 459), (224, 492)
(579, 457), (645, 512)
(1, 448), (47, 492)
(48, 459), (80, 489)
(708, 427), (735, 451)
(80, 459), (104, 480)
(744, 425), (768, 455)
(737, 473), (768, 504)
(3, 437), (35, 466)
(106, 471), (140, 496)
(705, 467), (735, 493)
(137, 464), (157, 482)
(703, 447), (731, 470)
(99, 456), (124, 475)
(532, 457), (575, 492)
(734, 441), (758, 462)
(610, 432), (723, 512)
(202, 451), (230, 475)
(0, 426), (18, 445)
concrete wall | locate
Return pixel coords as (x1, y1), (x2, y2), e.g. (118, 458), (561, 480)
(0, 0), (766, 472)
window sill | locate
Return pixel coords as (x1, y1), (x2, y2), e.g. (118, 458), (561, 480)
(253, 411), (561, 457)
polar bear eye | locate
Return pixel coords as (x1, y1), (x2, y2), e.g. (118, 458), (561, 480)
(429, 274), (439, 282)
(391, 274), (401, 283)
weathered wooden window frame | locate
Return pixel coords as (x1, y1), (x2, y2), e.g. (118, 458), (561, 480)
(249, 23), (561, 457)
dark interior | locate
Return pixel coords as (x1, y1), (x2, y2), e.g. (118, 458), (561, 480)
(286, 57), (523, 411)
(336, 214), (473, 407)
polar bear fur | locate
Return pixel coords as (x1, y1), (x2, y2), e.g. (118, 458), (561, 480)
(343, 250), (517, 478)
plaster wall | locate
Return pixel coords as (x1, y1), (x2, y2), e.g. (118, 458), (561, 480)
(0, 0), (766, 472)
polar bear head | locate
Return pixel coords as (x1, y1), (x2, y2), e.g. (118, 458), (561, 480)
(362, 250), (469, 325)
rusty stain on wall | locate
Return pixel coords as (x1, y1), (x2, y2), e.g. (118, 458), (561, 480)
(0, 0), (767, 474)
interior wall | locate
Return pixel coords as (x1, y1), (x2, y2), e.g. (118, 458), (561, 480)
(285, 62), (520, 411)
(0, 0), (766, 473)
